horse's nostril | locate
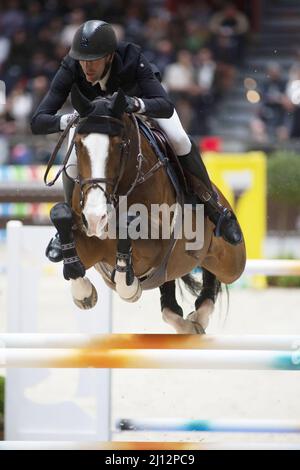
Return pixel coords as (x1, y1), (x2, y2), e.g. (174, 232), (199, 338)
(100, 214), (107, 223)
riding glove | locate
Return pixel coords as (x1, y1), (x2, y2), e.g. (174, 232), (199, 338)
(125, 96), (145, 113)
(60, 112), (79, 131)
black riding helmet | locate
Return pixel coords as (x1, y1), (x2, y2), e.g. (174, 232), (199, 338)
(69, 20), (117, 61)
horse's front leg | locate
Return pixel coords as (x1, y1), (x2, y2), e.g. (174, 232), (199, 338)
(112, 237), (142, 302)
(50, 202), (98, 309)
(71, 277), (98, 310)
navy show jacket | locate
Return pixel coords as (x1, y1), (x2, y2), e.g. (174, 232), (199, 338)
(31, 42), (174, 135)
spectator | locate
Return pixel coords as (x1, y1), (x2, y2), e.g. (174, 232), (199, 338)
(209, 1), (249, 94)
(251, 63), (291, 143)
(196, 47), (217, 95)
(1, 29), (33, 92)
(25, 1), (47, 34)
(144, 12), (171, 50)
(192, 47), (217, 134)
(123, 3), (145, 45)
(184, 20), (209, 54)
(146, 39), (175, 76)
(209, 1), (249, 64)
(0, 0), (25, 37)
(286, 64), (300, 138)
(163, 49), (197, 132)
(29, 75), (50, 118)
(0, 35), (10, 71)
(60, 9), (86, 47)
(5, 79), (32, 132)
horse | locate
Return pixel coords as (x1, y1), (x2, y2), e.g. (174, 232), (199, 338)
(49, 87), (246, 334)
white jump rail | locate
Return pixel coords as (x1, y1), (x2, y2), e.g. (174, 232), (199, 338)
(0, 333), (300, 351)
(244, 259), (300, 276)
(0, 441), (300, 450)
(1, 348), (300, 370)
(117, 417), (300, 434)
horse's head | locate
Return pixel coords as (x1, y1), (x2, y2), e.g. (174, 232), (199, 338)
(71, 86), (129, 238)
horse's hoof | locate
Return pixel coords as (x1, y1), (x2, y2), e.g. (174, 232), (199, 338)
(116, 277), (142, 302)
(162, 308), (197, 334)
(186, 311), (206, 334)
(73, 283), (98, 310)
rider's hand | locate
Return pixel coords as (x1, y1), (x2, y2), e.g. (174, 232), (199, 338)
(60, 112), (79, 131)
(125, 96), (143, 113)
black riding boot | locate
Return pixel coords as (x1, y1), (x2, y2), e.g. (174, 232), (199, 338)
(45, 174), (75, 262)
(179, 141), (242, 245)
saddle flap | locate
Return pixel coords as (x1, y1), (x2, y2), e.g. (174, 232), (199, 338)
(136, 117), (189, 197)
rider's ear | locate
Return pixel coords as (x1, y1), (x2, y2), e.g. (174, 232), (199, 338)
(71, 84), (95, 117)
(109, 88), (127, 118)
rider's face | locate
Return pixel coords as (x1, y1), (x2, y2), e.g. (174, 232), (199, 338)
(80, 54), (113, 83)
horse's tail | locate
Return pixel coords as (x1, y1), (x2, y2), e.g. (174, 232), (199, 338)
(179, 273), (202, 297)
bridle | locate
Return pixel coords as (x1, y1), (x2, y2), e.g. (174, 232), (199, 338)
(75, 114), (144, 209)
(44, 111), (165, 210)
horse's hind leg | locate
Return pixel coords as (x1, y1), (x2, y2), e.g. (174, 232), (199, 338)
(187, 268), (221, 333)
(160, 280), (203, 334)
(160, 280), (186, 333)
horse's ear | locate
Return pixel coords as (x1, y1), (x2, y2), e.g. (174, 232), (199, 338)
(71, 85), (95, 117)
(109, 89), (127, 118)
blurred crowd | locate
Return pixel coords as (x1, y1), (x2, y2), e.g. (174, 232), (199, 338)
(0, 0), (252, 163)
(250, 55), (300, 145)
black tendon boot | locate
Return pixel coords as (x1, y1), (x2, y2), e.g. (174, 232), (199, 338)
(50, 202), (85, 280)
(179, 141), (242, 245)
(45, 174), (75, 262)
(111, 214), (137, 286)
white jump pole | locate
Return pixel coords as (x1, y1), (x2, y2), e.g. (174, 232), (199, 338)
(244, 259), (300, 276)
(117, 417), (300, 434)
(1, 441), (300, 450)
(1, 348), (300, 370)
(1, 333), (300, 351)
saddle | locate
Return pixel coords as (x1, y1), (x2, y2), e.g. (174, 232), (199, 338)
(136, 116), (196, 205)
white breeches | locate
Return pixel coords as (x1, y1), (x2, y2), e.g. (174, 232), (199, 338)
(155, 109), (191, 156)
(65, 127), (77, 178)
(66, 108), (191, 177)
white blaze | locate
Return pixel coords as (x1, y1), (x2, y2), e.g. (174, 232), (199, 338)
(82, 133), (109, 237)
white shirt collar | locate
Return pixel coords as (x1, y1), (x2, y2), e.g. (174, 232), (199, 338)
(93, 65), (112, 90)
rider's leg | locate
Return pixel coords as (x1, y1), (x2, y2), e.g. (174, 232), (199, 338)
(155, 109), (242, 245)
(46, 129), (76, 262)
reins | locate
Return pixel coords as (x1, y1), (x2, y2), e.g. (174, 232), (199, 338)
(44, 114), (80, 187)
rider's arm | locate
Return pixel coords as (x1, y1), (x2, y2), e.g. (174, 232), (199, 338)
(135, 53), (174, 119)
(31, 56), (74, 134)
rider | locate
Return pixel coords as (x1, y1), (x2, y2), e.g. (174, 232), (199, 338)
(31, 20), (242, 262)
